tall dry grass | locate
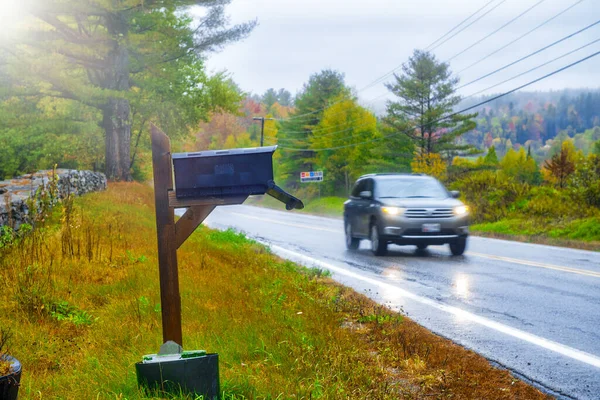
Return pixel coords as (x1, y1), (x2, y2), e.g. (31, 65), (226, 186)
(0, 183), (550, 399)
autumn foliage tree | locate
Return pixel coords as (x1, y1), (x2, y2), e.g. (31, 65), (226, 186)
(277, 70), (350, 188)
(543, 141), (578, 188)
(310, 97), (379, 195)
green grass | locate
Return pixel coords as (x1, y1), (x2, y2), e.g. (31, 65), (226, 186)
(0, 183), (550, 399)
(472, 217), (600, 250)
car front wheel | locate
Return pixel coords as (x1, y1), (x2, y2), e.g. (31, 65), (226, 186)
(345, 220), (360, 250)
(449, 237), (467, 256)
(370, 223), (388, 256)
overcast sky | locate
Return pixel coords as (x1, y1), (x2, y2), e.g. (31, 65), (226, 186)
(202, 0), (599, 109)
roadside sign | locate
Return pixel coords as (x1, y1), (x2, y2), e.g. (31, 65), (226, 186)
(300, 171), (323, 183)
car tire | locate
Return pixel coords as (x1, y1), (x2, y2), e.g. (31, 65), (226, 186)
(449, 237), (467, 256)
(416, 244), (428, 250)
(345, 220), (360, 250)
(370, 222), (388, 256)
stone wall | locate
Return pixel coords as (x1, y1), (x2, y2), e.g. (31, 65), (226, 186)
(0, 170), (107, 230)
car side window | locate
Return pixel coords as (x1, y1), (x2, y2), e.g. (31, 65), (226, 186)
(351, 180), (365, 198)
(365, 179), (374, 196)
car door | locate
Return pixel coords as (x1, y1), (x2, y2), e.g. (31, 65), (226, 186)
(356, 178), (374, 236)
(345, 179), (366, 236)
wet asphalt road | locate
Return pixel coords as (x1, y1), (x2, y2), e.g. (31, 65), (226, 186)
(182, 204), (600, 399)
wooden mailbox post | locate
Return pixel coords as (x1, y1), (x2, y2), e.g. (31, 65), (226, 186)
(145, 124), (303, 396)
(150, 123), (303, 346)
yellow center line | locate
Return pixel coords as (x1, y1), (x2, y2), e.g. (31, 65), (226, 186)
(226, 211), (600, 278)
(467, 251), (600, 278)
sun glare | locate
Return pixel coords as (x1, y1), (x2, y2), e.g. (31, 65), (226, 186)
(0, 1), (30, 40)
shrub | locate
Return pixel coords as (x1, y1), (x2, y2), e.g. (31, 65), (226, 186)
(522, 186), (586, 219)
(411, 152), (446, 180)
(451, 170), (529, 223)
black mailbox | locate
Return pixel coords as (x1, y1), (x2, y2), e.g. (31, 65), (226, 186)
(172, 146), (303, 210)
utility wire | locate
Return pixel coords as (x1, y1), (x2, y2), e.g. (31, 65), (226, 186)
(429, 0), (508, 53)
(362, 19), (600, 103)
(457, 18), (600, 90)
(278, 0), (507, 123)
(271, 93), (392, 141)
(457, 0), (586, 74)
(275, 50), (600, 152)
(425, 0), (498, 50)
(274, 0), (586, 127)
(305, 38), (600, 145)
(360, 0), (506, 93)
(276, 18), (599, 139)
(445, 0), (548, 63)
(462, 37), (600, 101)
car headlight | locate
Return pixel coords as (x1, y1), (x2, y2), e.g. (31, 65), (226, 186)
(382, 206), (405, 216)
(453, 205), (469, 216)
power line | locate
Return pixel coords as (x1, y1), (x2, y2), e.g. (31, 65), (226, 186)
(445, 0), (548, 63)
(276, 50), (600, 152)
(277, 1), (508, 123)
(428, 0), (508, 52)
(462, 37), (600, 101)
(274, 1), (588, 129)
(365, 18), (600, 102)
(456, 0), (586, 75)
(456, 18), (600, 90)
(274, 36), (600, 147)
(276, 35), (599, 143)
(271, 92), (394, 140)
(278, 16), (599, 139)
(425, 0), (498, 50)
(361, 0), (505, 93)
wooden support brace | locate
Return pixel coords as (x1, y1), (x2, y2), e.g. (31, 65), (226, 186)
(175, 205), (215, 249)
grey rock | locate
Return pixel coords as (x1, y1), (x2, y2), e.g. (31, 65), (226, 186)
(0, 170), (107, 231)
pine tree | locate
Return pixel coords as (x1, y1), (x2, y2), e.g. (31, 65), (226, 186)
(384, 50), (476, 157)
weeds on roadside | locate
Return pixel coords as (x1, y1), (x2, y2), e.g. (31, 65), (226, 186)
(0, 183), (551, 399)
(0, 328), (14, 376)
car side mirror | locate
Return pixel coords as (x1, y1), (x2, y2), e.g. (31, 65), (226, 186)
(359, 190), (372, 199)
(450, 190), (460, 199)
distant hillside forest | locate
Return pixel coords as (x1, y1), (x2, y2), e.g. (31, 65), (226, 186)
(460, 89), (600, 161)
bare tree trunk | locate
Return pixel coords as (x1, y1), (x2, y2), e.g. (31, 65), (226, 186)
(102, 14), (131, 181)
(103, 97), (131, 181)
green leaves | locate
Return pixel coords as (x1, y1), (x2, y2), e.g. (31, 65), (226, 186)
(1, 0), (254, 180)
(384, 50), (476, 156)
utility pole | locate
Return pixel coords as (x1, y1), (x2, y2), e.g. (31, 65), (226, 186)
(253, 117), (274, 147)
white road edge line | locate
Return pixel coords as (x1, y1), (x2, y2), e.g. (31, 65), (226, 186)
(265, 242), (600, 369)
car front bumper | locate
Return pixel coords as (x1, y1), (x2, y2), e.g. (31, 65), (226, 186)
(380, 213), (469, 245)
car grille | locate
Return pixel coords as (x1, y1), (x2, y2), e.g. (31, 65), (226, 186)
(403, 228), (456, 236)
(404, 208), (454, 219)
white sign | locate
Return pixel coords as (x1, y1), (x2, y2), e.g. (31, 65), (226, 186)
(300, 171), (323, 183)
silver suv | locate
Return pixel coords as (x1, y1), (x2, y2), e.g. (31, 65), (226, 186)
(343, 174), (469, 256)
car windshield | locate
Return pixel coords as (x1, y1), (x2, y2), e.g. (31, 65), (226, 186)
(376, 178), (449, 199)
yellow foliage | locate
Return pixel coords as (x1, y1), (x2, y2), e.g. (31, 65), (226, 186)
(499, 148), (538, 183)
(452, 156), (477, 168)
(411, 152), (447, 180)
(542, 140), (582, 187)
